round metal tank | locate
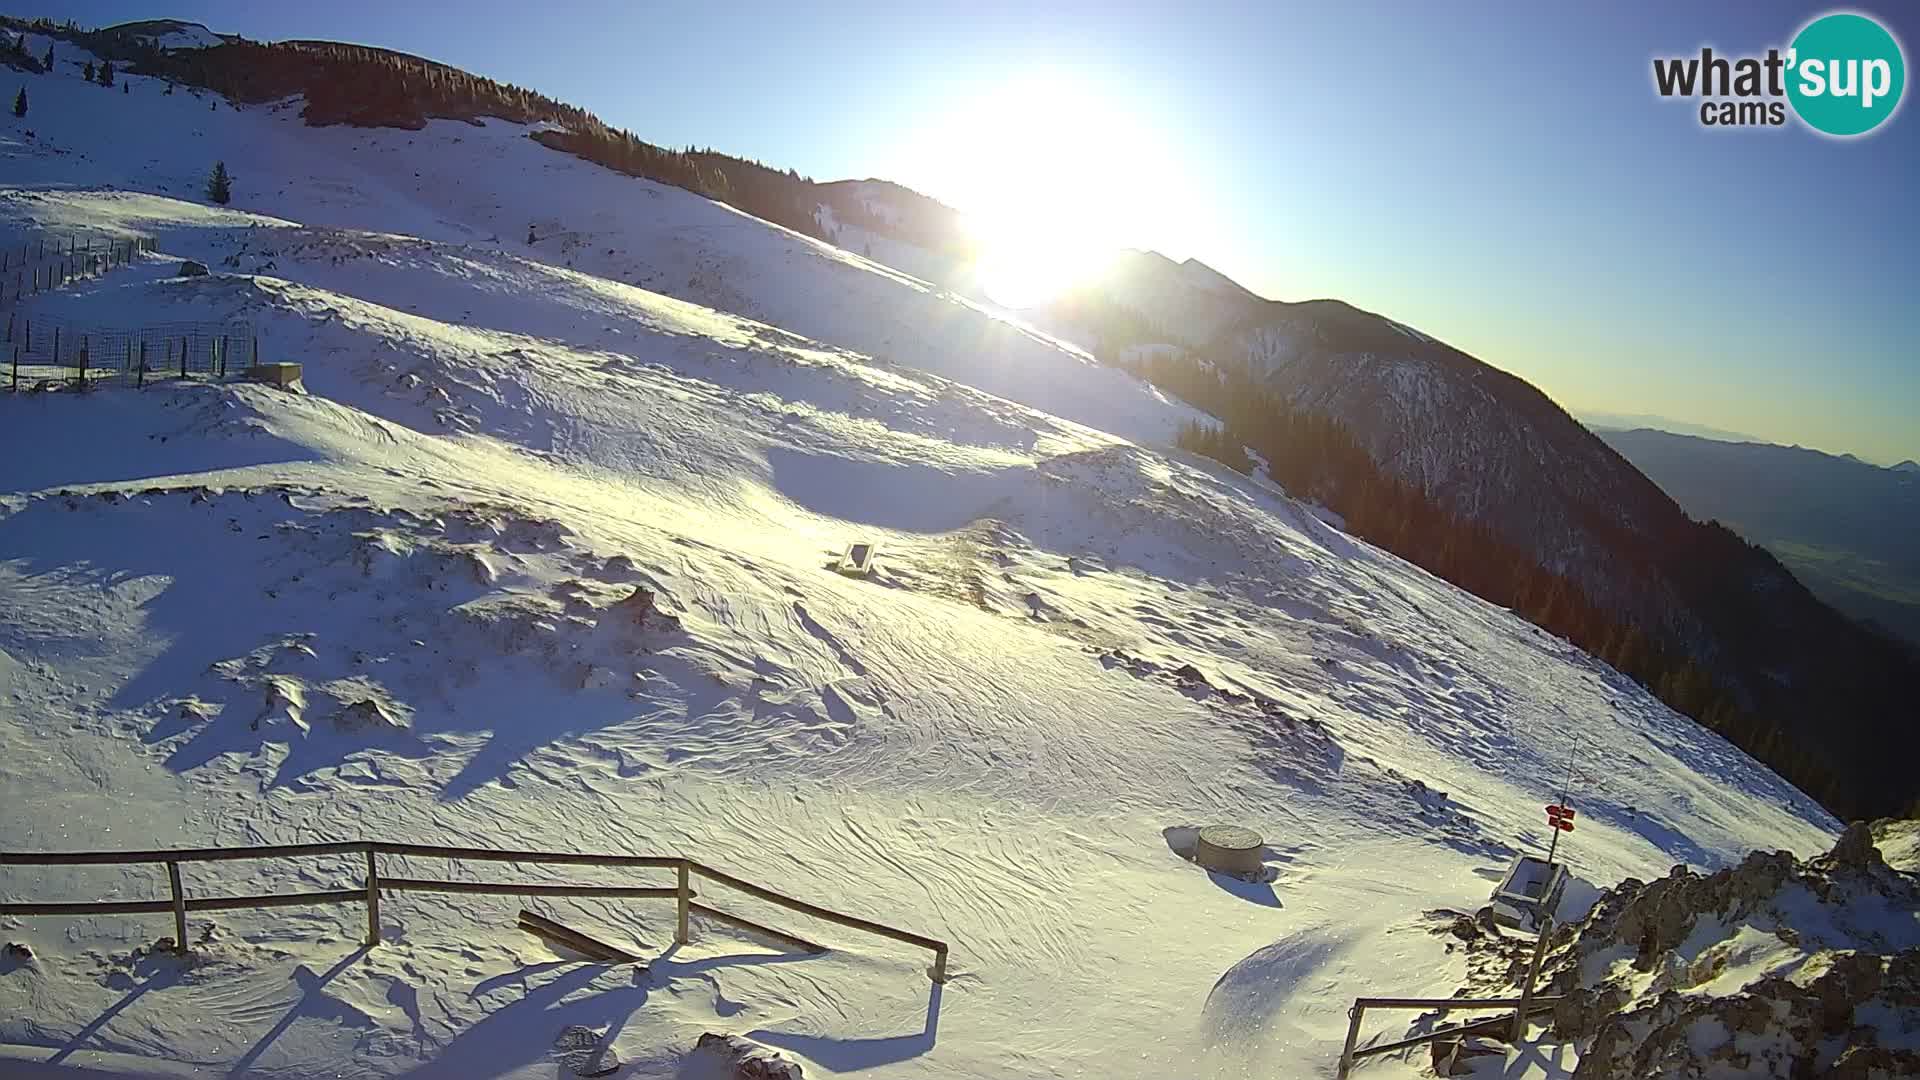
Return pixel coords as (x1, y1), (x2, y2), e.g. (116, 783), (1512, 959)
(1195, 824), (1264, 876)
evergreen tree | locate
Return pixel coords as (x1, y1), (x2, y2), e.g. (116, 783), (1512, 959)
(98, 61), (114, 87)
(83, 61), (94, 81)
(206, 160), (232, 204)
(11, 87), (24, 118)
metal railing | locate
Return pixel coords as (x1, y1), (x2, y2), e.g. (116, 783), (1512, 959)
(4, 316), (259, 390)
(0, 232), (158, 309)
(0, 840), (950, 982)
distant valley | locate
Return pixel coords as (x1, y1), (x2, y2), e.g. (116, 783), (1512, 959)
(1595, 427), (1920, 646)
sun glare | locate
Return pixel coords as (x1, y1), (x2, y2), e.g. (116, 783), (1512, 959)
(966, 212), (1113, 310)
(914, 72), (1168, 309)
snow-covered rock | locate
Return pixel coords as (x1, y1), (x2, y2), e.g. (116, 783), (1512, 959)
(693, 1032), (804, 1079)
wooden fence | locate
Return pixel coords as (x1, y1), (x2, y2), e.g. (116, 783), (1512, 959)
(0, 840), (950, 982)
(1335, 917), (1560, 1076)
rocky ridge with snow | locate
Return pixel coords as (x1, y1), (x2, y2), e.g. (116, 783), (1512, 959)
(1441, 824), (1920, 1078)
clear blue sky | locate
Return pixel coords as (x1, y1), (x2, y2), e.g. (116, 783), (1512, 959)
(46, 1), (1920, 463)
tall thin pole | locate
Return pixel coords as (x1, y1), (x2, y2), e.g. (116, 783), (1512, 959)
(1545, 748), (1574, 867)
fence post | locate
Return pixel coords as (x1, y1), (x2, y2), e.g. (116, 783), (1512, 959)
(1510, 917), (1554, 1041)
(165, 861), (188, 954)
(364, 847), (381, 946)
(178, 338), (186, 379)
(220, 336), (230, 377)
(138, 339), (147, 388)
(1337, 1002), (1365, 1079)
(11, 346), (17, 392)
(675, 862), (690, 945)
(932, 943), (949, 983)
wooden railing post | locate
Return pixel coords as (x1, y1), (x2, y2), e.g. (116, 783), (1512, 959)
(675, 861), (690, 945)
(165, 861), (187, 953)
(7, 842), (944, 985)
(1337, 1001), (1365, 1078)
(1511, 917), (1554, 1041)
(364, 846), (380, 946)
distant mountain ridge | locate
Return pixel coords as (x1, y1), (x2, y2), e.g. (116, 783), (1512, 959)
(1581, 412), (1766, 445)
(1598, 428), (1920, 647)
(1019, 236), (1919, 818)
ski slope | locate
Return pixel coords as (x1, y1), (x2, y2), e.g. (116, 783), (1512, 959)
(0, 40), (1840, 1080)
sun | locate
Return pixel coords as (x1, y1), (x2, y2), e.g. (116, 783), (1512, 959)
(966, 211), (1112, 310)
(909, 72), (1163, 309)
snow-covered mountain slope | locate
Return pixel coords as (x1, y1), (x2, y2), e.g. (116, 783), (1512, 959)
(103, 19), (228, 51)
(0, 42), (1179, 450)
(0, 39), (1847, 1080)
(1044, 209), (1918, 820)
(1050, 249), (1266, 355)
(812, 180), (973, 286)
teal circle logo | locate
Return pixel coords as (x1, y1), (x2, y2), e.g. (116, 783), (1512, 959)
(1787, 13), (1906, 136)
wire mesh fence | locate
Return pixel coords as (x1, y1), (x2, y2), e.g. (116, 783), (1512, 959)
(0, 231), (160, 310)
(3, 315), (259, 392)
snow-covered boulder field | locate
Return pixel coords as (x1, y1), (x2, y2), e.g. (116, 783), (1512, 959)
(0, 34), (1874, 1080)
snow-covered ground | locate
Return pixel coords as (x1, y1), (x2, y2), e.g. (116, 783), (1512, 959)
(0, 40), (1843, 1079)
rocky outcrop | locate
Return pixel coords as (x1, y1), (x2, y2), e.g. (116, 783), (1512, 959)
(1517, 826), (1920, 1077)
(1544, 823), (1918, 1000)
(1571, 949), (1920, 1079)
(692, 1033), (802, 1079)
(1545, 848), (1797, 977)
(1870, 817), (1920, 873)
